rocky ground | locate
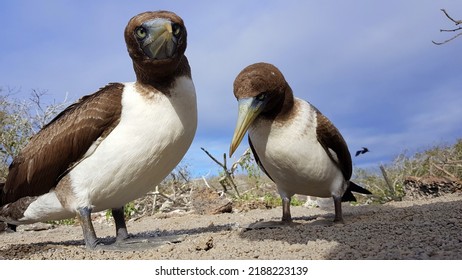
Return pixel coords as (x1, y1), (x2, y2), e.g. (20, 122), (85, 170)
(1, 192), (461, 260)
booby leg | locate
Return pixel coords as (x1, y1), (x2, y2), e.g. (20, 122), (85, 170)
(281, 196), (292, 223)
(240, 195), (298, 230)
(77, 207), (99, 249)
(112, 206), (129, 243)
(333, 195), (344, 223)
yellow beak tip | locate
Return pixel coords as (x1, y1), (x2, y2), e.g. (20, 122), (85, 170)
(229, 146), (235, 158)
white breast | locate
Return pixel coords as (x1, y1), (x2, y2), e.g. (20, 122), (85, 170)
(249, 98), (345, 198)
(69, 77), (197, 211)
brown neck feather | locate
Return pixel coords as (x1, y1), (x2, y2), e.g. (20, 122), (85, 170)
(133, 55), (191, 93)
(261, 85), (295, 122)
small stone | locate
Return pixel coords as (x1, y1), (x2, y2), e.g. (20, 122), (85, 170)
(195, 236), (214, 251)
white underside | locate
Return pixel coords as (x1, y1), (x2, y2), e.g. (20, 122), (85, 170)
(20, 77), (197, 223)
(249, 98), (346, 200)
(18, 193), (74, 223)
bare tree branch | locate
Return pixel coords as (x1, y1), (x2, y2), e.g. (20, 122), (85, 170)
(201, 147), (226, 169)
(440, 27), (462, 32)
(441, 9), (462, 25)
(433, 8), (462, 45)
(200, 147), (241, 197)
(432, 32), (462, 45)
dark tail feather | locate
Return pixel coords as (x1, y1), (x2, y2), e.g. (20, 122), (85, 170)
(349, 182), (372, 194)
(0, 182), (4, 206)
(342, 181), (372, 202)
(1, 182), (15, 232)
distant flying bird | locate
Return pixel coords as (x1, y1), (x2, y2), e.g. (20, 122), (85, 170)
(0, 10), (197, 249)
(229, 63), (371, 224)
(355, 147), (370, 157)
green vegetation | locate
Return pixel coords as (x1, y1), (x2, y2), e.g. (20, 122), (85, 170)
(234, 149), (264, 188)
(47, 218), (77, 226)
(353, 139), (462, 203)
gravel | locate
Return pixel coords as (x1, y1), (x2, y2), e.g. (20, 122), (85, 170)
(1, 193), (461, 260)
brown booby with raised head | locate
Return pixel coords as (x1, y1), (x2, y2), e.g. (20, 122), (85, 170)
(0, 10), (197, 249)
(229, 62), (370, 223)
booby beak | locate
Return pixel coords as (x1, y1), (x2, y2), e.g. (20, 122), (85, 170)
(229, 97), (264, 157)
(139, 18), (178, 60)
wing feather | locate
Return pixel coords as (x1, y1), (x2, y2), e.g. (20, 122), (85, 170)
(314, 108), (353, 180)
(1, 83), (124, 205)
(248, 136), (274, 182)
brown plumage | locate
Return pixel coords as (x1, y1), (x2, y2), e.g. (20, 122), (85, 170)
(315, 108), (352, 180)
(1, 10), (196, 249)
(230, 62), (371, 223)
(1, 84), (123, 206)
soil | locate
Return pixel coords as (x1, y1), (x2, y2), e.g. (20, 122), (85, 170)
(1, 193), (461, 260)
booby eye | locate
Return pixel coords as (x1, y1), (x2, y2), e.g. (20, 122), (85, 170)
(135, 26), (147, 39)
(256, 92), (267, 101)
(172, 23), (181, 36)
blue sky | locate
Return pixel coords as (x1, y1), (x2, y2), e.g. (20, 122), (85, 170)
(1, 1), (461, 178)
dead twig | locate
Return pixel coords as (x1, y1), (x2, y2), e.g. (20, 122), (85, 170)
(201, 147), (226, 169)
(201, 147), (241, 197)
(201, 176), (214, 189)
(432, 32), (462, 45)
(380, 165), (395, 196)
(441, 9), (462, 25)
(151, 186), (159, 215)
(149, 188), (176, 203)
(178, 169), (189, 182)
(433, 9), (462, 45)
(431, 163), (459, 181)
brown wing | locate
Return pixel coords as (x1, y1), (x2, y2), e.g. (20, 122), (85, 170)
(248, 136), (274, 182)
(315, 108), (353, 180)
(1, 83), (124, 205)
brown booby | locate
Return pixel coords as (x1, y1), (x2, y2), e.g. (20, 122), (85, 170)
(229, 62), (370, 223)
(0, 10), (197, 249)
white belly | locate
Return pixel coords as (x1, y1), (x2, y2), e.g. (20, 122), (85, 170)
(68, 79), (197, 211)
(249, 99), (345, 199)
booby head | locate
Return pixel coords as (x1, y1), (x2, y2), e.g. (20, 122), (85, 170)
(230, 62), (293, 156)
(125, 10), (186, 61)
(124, 11), (188, 83)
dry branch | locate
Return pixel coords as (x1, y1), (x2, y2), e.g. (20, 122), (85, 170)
(201, 147), (241, 197)
(379, 165), (392, 191)
(433, 9), (462, 45)
(431, 163), (459, 181)
(441, 9), (462, 25)
(432, 32), (462, 45)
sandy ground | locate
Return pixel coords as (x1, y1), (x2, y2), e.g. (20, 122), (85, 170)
(1, 193), (461, 260)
